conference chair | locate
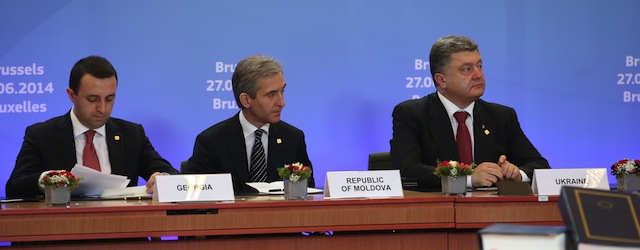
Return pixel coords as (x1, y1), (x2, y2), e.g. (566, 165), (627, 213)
(368, 152), (392, 171)
(180, 160), (189, 173)
(369, 152), (418, 189)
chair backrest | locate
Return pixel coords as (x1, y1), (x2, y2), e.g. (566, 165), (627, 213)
(368, 152), (392, 170)
(180, 160), (189, 173)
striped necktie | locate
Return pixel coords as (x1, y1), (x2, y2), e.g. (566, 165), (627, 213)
(249, 129), (267, 182)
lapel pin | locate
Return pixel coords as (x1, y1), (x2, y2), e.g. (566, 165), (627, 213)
(484, 129), (490, 135)
(114, 135), (120, 141)
(277, 138), (282, 144)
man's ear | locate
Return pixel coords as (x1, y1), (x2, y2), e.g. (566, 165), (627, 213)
(66, 88), (76, 104)
(434, 73), (446, 89)
(239, 93), (251, 109)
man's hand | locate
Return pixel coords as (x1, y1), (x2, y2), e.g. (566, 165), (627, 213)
(145, 172), (167, 194)
(497, 155), (522, 182)
(471, 162), (504, 187)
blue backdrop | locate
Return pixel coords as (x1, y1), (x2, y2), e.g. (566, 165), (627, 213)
(1, 0), (639, 196)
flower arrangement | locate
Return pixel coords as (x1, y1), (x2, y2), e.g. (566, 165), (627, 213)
(433, 160), (475, 179)
(611, 158), (640, 175)
(278, 162), (312, 183)
(38, 170), (81, 190)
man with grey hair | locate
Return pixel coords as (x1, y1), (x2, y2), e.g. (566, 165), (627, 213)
(390, 36), (550, 190)
(184, 55), (314, 194)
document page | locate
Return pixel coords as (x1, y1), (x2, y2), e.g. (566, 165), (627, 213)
(246, 181), (323, 195)
(101, 186), (151, 199)
(70, 164), (131, 197)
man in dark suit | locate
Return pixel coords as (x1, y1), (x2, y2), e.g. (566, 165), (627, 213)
(5, 56), (179, 198)
(390, 36), (550, 190)
(184, 55), (314, 194)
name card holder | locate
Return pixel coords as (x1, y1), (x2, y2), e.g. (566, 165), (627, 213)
(154, 174), (235, 202)
(324, 170), (403, 199)
(532, 168), (609, 196)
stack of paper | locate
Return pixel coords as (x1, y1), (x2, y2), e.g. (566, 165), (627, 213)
(100, 186), (150, 199)
(70, 164), (130, 197)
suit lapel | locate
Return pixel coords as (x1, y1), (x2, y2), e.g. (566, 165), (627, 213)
(427, 94), (458, 161)
(106, 120), (125, 173)
(227, 115), (251, 182)
(56, 113), (80, 170)
(267, 123), (283, 179)
(472, 101), (496, 163)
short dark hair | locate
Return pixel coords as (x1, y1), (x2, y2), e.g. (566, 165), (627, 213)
(231, 55), (282, 109)
(429, 36), (478, 80)
(69, 56), (118, 94)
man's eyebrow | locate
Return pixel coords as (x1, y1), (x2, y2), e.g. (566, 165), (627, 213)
(460, 62), (474, 67)
(85, 94), (116, 98)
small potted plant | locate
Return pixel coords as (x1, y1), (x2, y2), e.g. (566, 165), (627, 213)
(277, 162), (312, 200)
(38, 170), (81, 206)
(434, 160), (474, 196)
(611, 158), (640, 191)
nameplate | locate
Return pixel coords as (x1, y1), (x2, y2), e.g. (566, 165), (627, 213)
(531, 168), (609, 196)
(154, 174), (234, 202)
(324, 170), (403, 199)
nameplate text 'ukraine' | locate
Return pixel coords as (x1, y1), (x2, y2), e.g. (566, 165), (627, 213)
(532, 169), (609, 196)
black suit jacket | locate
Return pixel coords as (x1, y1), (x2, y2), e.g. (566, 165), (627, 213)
(5, 112), (179, 197)
(183, 113), (314, 194)
(390, 92), (550, 189)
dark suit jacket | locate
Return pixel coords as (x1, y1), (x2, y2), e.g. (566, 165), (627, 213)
(390, 92), (550, 189)
(5, 112), (179, 197)
(183, 113), (314, 194)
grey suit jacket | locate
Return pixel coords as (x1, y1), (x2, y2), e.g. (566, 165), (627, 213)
(5, 112), (178, 197)
(184, 113), (314, 194)
(390, 92), (550, 189)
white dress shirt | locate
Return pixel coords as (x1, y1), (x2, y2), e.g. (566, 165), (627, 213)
(70, 107), (112, 173)
(239, 111), (270, 172)
(436, 92), (530, 185)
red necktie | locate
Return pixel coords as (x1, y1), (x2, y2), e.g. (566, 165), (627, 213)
(83, 130), (101, 171)
(454, 112), (473, 165)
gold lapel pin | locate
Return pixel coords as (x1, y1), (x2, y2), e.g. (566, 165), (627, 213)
(482, 125), (490, 135)
(114, 135), (120, 141)
(277, 138), (282, 144)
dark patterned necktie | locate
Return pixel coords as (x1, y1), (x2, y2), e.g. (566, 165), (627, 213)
(249, 129), (267, 182)
(454, 112), (472, 165)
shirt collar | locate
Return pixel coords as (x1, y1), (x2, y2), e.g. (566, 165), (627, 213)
(69, 107), (106, 137)
(437, 91), (475, 119)
(238, 111), (270, 138)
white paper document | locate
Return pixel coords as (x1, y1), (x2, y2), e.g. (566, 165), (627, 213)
(246, 181), (323, 195)
(70, 164), (131, 197)
(101, 186), (151, 199)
